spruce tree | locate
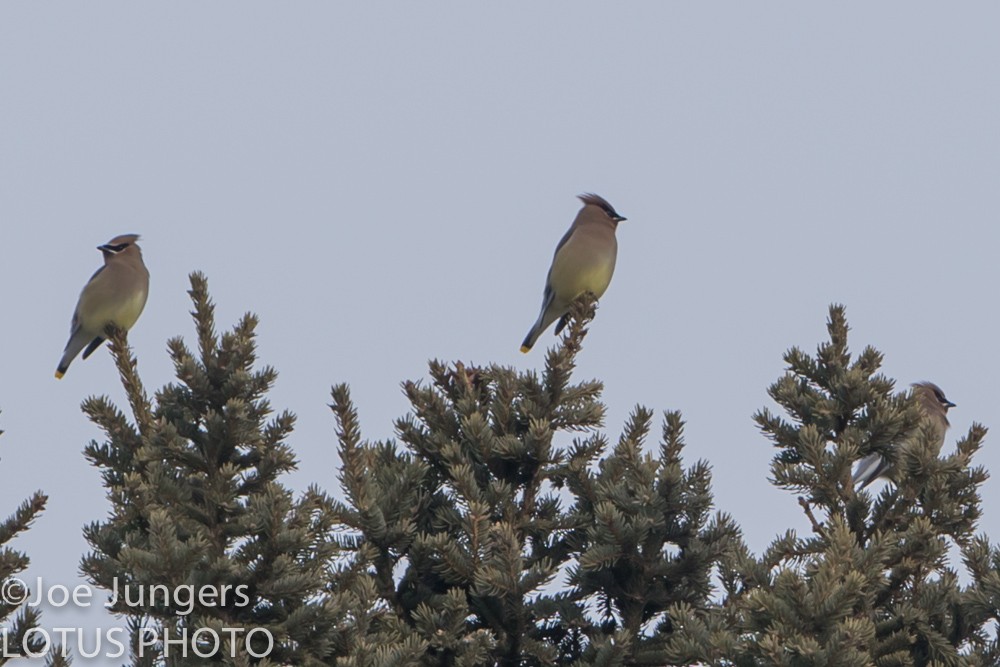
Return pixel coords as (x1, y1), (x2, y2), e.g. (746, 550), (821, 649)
(663, 305), (1000, 665)
(0, 417), (49, 664)
(72, 276), (1000, 666)
(326, 296), (741, 665)
(80, 273), (344, 666)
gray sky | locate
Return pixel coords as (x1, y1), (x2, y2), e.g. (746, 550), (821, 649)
(2, 3), (1000, 663)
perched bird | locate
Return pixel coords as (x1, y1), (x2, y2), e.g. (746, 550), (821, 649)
(55, 234), (150, 379)
(852, 381), (955, 488)
(520, 193), (626, 353)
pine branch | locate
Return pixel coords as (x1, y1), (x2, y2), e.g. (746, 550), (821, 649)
(106, 324), (153, 436)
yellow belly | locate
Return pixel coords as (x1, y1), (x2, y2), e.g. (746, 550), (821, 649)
(549, 246), (616, 303)
(559, 261), (614, 300)
(78, 286), (148, 333)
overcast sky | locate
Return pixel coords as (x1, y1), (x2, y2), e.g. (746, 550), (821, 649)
(2, 3), (1000, 664)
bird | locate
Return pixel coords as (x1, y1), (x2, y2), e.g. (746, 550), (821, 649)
(852, 381), (955, 488)
(55, 234), (150, 379)
(520, 193), (626, 353)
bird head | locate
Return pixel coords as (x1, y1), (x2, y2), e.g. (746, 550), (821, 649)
(98, 234), (142, 258)
(578, 193), (626, 224)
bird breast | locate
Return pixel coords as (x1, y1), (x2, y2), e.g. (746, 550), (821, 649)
(78, 289), (147, 332)
(550, 235), (617, 301)
(76, 265), (149, 333)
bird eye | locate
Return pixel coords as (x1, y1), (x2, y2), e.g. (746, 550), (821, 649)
(109, 243), (129, 252)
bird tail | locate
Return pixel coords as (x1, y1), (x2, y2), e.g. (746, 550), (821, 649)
(55, 329), (98, 379)
(852, 452), (888, 488)
(520, 328), (540, 354)
(520, 293), (562, 353)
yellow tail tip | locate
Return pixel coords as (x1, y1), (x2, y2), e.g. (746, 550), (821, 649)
(54, 370), (65, 380)
(519, 345), (530, 354)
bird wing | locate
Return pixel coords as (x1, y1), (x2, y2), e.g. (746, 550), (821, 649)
(69, 265), (106, 333)
(852, 452), (888, 488)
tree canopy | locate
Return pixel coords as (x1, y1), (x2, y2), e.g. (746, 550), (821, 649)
(9, 273), (1000, 665)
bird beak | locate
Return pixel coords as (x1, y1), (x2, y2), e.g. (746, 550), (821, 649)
(615, 215), (627, 223)
(945, 400), (957, 408)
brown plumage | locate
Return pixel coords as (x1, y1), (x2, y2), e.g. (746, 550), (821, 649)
(55, 234), (150, 379)
(852, 381), (955, 488)
(520, 194), (626, 353)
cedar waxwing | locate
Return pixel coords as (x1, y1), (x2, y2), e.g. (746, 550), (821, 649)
(852, 381), (955, 488)
(55, 234), (150, 379)
(520, 194), (626, 353)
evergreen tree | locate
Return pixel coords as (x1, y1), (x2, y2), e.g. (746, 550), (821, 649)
(0, 416), (49, 664)
(74, 274), (1000, 666)
(663, 305), (1000, 666)
(325, 296), (741, 665)
(81, 273), (345, 666)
